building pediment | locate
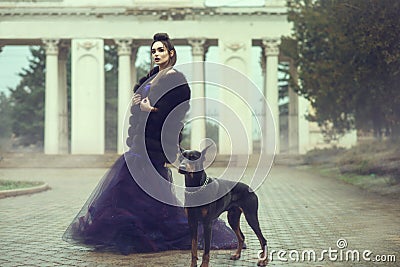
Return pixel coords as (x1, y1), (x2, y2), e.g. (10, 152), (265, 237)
(0, 0), (287, 17)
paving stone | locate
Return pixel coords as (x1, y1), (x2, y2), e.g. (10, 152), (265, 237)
(0, 166), (399, 266)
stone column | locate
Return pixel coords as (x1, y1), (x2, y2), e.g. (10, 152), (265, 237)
(130, 45), (138, 93)
(58, 44), (69, 154)
(218, 39), (253, 155)
(297, 92), (310, 153)
(43, 39), (60, 154)
(288, 61), (310, 154)
(188, 38), (206, 150)
(116, 39), (133, 154)
(288, 80), (299, 154)
(71, 39), (105, 154)
(262, 38), (281, 154)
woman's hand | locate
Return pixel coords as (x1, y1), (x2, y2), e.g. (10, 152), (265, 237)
(133, 93), (141, 105)
(140, 97), (155, 112)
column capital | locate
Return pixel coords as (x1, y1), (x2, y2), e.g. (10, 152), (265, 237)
(43, 39), (59, 55)
(115, 39), (133, 56)
(188, 38), (207, 57)
(262, 38), (281, 57)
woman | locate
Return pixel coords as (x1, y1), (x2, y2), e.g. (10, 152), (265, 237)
(63, 33), (237, 255)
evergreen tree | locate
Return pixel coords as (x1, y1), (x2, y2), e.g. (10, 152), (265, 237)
(8, 46), (45, 146)
(0, 92), (12, 138)
(286, 0), (400, 140)
(104, 45), (118, 152)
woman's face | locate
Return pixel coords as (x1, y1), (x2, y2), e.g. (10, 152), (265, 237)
(151, 41), (172, 69)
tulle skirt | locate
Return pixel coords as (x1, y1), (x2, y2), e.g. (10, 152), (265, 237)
(62, 150), (238, 254)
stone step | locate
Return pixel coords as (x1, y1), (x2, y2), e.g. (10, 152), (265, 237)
(0, 153), (119, 168)
(0, 152), (303, 168)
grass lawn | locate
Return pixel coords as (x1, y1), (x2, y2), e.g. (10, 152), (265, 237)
(307, 161), (400, 199)
(300, 140), (400, 199)
(0, 180), (44, 191)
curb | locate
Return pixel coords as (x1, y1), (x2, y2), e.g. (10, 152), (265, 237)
(0, 183), (50, 199)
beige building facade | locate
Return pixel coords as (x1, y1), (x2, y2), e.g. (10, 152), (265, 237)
(0, 0), (356, 155)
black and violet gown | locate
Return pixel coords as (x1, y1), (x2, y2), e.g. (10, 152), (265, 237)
(62, 68), (237, 254)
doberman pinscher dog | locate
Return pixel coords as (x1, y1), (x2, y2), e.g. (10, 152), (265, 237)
(178, 146), (268, 267)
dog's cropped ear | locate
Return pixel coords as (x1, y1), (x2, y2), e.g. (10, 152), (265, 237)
(201, 143), (213, 158)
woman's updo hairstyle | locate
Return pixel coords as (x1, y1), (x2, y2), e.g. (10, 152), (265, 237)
(151, 33), (177, 67)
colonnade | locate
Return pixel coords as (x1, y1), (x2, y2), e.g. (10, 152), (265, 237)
(41, 37), (307, 155)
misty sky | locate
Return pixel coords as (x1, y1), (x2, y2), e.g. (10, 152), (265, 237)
(0, 46), (31, 95)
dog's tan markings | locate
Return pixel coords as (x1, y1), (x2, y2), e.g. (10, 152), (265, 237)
(190, 239), (198, 267)
(230, 228), (244, 260)
(228, 207), (244, 261)
(201, 207), (208, 217)
(186, 163), (195, 173)
(257, 248), (268, 266)
(202, 253), (210, 267)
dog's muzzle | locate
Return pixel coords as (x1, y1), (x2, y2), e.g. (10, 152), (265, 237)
(178, 163), (187, 174)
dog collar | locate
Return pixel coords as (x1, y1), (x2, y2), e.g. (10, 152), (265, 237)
(185, 175), (210, 194)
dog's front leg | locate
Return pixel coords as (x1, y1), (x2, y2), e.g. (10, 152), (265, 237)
(200, 221), (212, 267)
(187, 211), (199, 267)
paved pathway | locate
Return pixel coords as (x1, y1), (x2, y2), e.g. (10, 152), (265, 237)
(0, 165), (399, 266)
